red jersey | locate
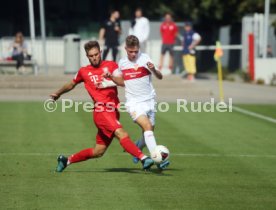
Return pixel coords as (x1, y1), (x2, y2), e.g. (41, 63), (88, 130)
(73, 61), (119, 107)
(160, 22), (178, 44)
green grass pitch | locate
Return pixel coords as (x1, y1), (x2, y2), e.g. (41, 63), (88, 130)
(0, 102), (276, 210)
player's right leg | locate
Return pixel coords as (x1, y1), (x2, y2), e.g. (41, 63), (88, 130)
(114, 128), (154, 170)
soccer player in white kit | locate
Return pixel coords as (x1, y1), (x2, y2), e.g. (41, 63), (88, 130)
(105, 35), (170, 169)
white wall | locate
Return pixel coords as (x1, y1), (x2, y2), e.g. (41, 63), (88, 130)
(0, 38), (163, 68)
(255, 58), (276, 84)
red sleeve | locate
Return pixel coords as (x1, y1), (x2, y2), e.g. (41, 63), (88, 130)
(160, 23), (163, 35)
(108, 61), (119, 74)
(72, 68), (83, 84)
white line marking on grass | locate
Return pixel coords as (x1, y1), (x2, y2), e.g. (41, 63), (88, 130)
(0, 153), (57, 156)
(233, 106), (276, 124)
(172, 153), (276, 158)
(0, 153), (276, 158)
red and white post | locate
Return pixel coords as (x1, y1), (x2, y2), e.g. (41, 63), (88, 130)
(248, 33), (255, 81)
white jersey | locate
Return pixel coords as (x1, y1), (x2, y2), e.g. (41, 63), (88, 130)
(115, 53), (156, 103)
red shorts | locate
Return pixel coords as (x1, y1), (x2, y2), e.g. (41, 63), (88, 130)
(93, 110), (122, 147)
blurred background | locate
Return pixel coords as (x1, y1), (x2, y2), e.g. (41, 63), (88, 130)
(0, 0), (275, 77)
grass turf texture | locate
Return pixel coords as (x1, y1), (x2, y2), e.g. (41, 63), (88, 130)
(0, 102), (276, 210)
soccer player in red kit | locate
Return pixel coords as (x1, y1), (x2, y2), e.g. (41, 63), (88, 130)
(50, 41), (154, 172)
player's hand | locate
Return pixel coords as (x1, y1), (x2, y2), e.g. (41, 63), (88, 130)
(95, 82), (104, 89)
(98, 39), (104, 48)
(49, 93), (60, 101)
(114, 26), (120, 32)
(188, 45), (194, 50)
(146, 62), (155, 71)
(102, 72), (112, 79)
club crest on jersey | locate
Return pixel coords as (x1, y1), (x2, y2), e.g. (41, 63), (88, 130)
(134, 64), (139, 71)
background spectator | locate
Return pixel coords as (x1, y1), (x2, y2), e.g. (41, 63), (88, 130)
(129, 8), (150, 53)
(159, 12), (178, 73)
(182, 22), (201, 81)
(9, 32), (31, 72)
(99, 10), (121, 61)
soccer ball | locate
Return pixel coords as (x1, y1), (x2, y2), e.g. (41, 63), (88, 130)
(150, 145), (170, 164)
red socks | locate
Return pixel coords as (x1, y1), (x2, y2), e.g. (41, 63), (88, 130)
(68, 148), (94, 164)
(120, 136), (144, 160)
(68, 137), (144, 164)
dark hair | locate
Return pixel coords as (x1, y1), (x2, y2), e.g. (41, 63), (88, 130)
(110, 10), (118, 15)
(84, 41), (100, 54)
(135, 7), (142, 13)
(125, 35), (140, 48)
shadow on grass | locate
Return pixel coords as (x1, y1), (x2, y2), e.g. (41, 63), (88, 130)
(63, 167), (181, 176)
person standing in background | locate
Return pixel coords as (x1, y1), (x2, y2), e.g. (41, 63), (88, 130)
(182, 22), (201, 81)
(99, 10), (121, 61)
(159, 13), (178, 73)
(129, 8), (150, 53)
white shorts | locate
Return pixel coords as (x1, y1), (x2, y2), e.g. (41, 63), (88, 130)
(126, 99), (156, 126)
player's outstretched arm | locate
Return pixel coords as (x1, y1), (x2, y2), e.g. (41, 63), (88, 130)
(111, 75), (125, 86)
(147, 62), (163, 80)
(103, 72), (125, 87)
(50, 81), (77, 101)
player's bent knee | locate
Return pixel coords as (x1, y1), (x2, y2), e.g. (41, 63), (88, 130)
(93, 149), (105, 158)
(94, 145), (107, 158)
(138, 121), (153, 131)
(114, 128), (128, 140)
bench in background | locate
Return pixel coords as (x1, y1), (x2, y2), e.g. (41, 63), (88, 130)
(0, 60), (38, 75)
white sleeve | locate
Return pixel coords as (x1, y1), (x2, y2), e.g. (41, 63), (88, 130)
(112, 68), (122, 77)
(193, 33), (201, 41)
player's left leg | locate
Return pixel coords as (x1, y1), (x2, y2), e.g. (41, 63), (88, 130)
(56, 144), (108, 172)
(134, 102), (170, 170)
(168, 45), (174, 71)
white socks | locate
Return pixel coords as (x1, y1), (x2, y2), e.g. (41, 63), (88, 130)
(144, 131), (157, 153)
